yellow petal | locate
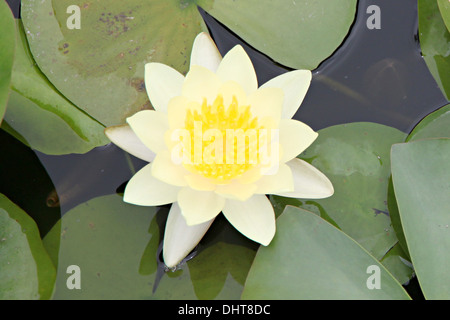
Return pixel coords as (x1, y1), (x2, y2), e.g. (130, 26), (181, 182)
(279, 119), (318, 163)
(167, 96), (200, 130)
(222, 195), (275, 246)
(261, 70), (312, 119)
(190, 32), (222, 73)
(237, 166), (262, 185)
(145, 62), (185, 113)
(216, 45), (258, 95)
(217, 80), (248, 108)
(124, 163), (180, 206)
(126, 110), (169, 154)
(151, 150), (188, 187)
(163, 202), (214, 268)
(182, 65), (222, 104)
(178, 188), (225, 225)
(105, 124), (155, 162)
(185, 174), (217, 191)
(254, 163), (294, 194)
(215, 181), (257, 201)
(247, 87), (284, 122)
(275, 158), (334, 199)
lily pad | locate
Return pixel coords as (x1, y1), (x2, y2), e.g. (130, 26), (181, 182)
(386, 176), (410, 259)
(0, 193), (56, 300)
(207, 0), (357, 70)
(0, 1), (16, 123)
(21, 0), (213, 126)
(407, 103), (450, 141)
(391, 138), (450, 299)
(2, 20), (109, 155)
(418, 0), (450, 99)
(271, 122), (406, 260)
(242, 206), (411, 300)
(438, 0), (450, 33)
(380, 243), (414, 286)
(388, 103), (450, 259)
(44, 194), (255, 299)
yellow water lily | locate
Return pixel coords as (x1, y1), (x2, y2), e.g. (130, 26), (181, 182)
(105, 33), (333, 268)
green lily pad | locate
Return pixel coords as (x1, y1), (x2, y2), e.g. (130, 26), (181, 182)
(271, 122), (406, 260)
(388, 103), (450, 260)
(386, 176), (410, 259)
(418, 0), (450, 99)
(438, 0), (450, 33)
(242, 206), (411, 300)
(0, 194), (56, 300)
(391, 138), (450, 299)
(0, 1), (16, 123)
(44, 194), (255, 299)
(2, 20), (109, 155)
(407, 103), (450, 141)
(380, 243), (414, 286)
(207, 0), (357, 70)
(21, 0), (213, 126)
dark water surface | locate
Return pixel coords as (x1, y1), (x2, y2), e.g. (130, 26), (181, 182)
(1, 0), (444, 299)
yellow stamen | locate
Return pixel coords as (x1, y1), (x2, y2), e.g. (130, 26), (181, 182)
(182, 95), (264, 182)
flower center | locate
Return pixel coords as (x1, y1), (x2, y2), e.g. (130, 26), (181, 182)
(182, 95), (264, 182)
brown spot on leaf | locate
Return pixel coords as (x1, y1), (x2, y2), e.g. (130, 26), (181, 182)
(131, 78), (145, 92)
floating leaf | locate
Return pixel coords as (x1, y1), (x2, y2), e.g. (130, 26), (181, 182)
(438, 0), (450, 33)
(386, 176), (410, 259)
(391, 138), (450, 299)
(44, 194), (254, 299)
(2, 20), (109, 155)
(407, 103), (450, 141)
(0, 1), (16, 123)
(21, 0), (213, 126)
(380, 243), (414, 286)
(242, 206), (411, 300)
(418, 0), (450, 99)
(206, 0), (357, 70)
(271, 122), (406, 260)
(0, 194), (56, 300)
(388, 103), (450, 260)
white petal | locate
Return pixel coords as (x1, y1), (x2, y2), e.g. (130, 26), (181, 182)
(222, 195), (275, 246)
(124, 163), (180, 206)
(247, 87), (284, 122)
(151, 150), (188, 187)
(105, 124), (155, 162)
(279, 119), (318, 162)
(178, 188), (225, 225)
(182, 65), (222, 104)
(126, 110), (169, 154)
(216, 45), (258, 95)
(254, 163), (294, 194)
(145, 63), (185, 113)
(190, 32), (222, 73)
(163, 202), (214, 268)
(261, 69), (312, 119)
(275, 158), (334, 199)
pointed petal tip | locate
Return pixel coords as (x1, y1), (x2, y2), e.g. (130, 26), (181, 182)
(163, 203), (214, 268)
(190, 32), (222, 72)
(104, 124), (156, 162)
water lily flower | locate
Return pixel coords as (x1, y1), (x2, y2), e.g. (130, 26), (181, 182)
(105, 33), (333, 269)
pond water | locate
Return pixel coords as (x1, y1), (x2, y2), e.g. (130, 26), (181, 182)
(1, 0), (446, 299)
